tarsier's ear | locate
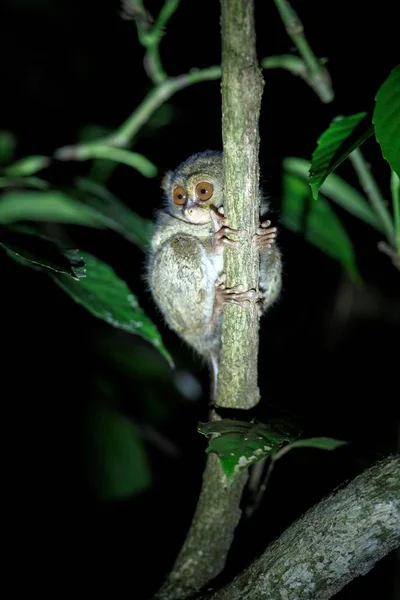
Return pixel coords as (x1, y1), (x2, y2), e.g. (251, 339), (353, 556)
(161, 170), (173, 193)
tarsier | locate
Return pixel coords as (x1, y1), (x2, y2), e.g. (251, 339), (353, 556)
(146, 151), (282, 399)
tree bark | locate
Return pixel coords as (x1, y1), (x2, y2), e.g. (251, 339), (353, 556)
(197, 454), (400, 600)
(217, 0), (264, 409)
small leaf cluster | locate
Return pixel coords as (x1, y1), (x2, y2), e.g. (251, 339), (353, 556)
(281, 64), (400, 277)
(198, 418), (346, 478)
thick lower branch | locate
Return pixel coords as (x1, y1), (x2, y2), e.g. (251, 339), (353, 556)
(198, 454), (400, 600)
(153, 453), (248, 600)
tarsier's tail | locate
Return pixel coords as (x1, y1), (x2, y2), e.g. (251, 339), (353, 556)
(209, 352), (219, 405)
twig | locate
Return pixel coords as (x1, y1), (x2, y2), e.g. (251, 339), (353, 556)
(126, 0), (181, 84)
(377, 241), (400, 272)
(349, 148), (395, 245)
(273, 0), (334, 103)
(245, 457), (275, 519)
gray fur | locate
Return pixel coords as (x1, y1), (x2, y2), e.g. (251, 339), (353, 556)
(146, 151), (282, 363)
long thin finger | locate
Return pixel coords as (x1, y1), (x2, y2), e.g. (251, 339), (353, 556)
(224, 284), (245, 293)
(222, 238), (241, 247)
(257, 226), (277, 235)
(210, 210), (222, 232)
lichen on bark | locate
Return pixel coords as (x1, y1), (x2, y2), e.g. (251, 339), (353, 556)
(197, 455), (400, 600)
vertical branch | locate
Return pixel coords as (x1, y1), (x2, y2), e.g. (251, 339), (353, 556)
(217, 0), (264, 409)
(153, 4), (264, 598)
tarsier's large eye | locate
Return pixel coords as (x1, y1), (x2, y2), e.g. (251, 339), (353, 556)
(173, 186), (187, 206)
(195, 181), (214, 202)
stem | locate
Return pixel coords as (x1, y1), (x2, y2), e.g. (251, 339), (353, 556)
(245, 457), (274, 519)
(199, 455), (400, 600)
(273, 0), (334, 103)
(132, 0), (182, 84)
(144, 45), (167, 84)
(391, 170), (400, 253)
(153, 454), (248, 600)
(217, 0), (264, 409)
(151, 0), (181, 44)
(377, 241), (400, 272)
(349, 148), (395, 245)
(142, 0), (182, 84)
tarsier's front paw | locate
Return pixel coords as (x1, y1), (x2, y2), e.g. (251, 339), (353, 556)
(252, 220), (277, 251)
(212, 273), (257, 323)
(210, 208), (246, 253)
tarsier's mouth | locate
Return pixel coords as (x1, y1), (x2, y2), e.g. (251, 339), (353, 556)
(183, 205), (212, 224)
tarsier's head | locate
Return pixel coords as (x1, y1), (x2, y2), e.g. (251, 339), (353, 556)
(162, 150), (224, 224)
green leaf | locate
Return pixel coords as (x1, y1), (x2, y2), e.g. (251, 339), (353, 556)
(281, 171), (361, 281)
(85, 405), (151, 500)
(54, 251), (173, 365)
(88, 147), (158, 177)
(0, 130), (16, 164)
(77, 124), (117, 184)
(0, 190), (105, 226)
(199, 419), (254, 436)
(0, 176), (50, 190)
(309, 112), (373, 199)
(275, 437), (347, 460)
(198, 419), (300, 478)
(0, 185), (154, 249)
(3, 155), (50, 177)
(56, 144), (158, 178)
(74, 177), (154, 250)
(0, 225), (85, 279)
(373, 65), (400, 179)
(284, 157), (382, 232)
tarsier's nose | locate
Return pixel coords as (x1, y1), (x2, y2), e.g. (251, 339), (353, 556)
(184, 197), (197, 212)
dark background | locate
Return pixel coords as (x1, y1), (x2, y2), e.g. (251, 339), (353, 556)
(1, 0), (399, 597)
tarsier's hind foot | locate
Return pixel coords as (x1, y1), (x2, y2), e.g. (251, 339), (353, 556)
(252, 220), (277, 250)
